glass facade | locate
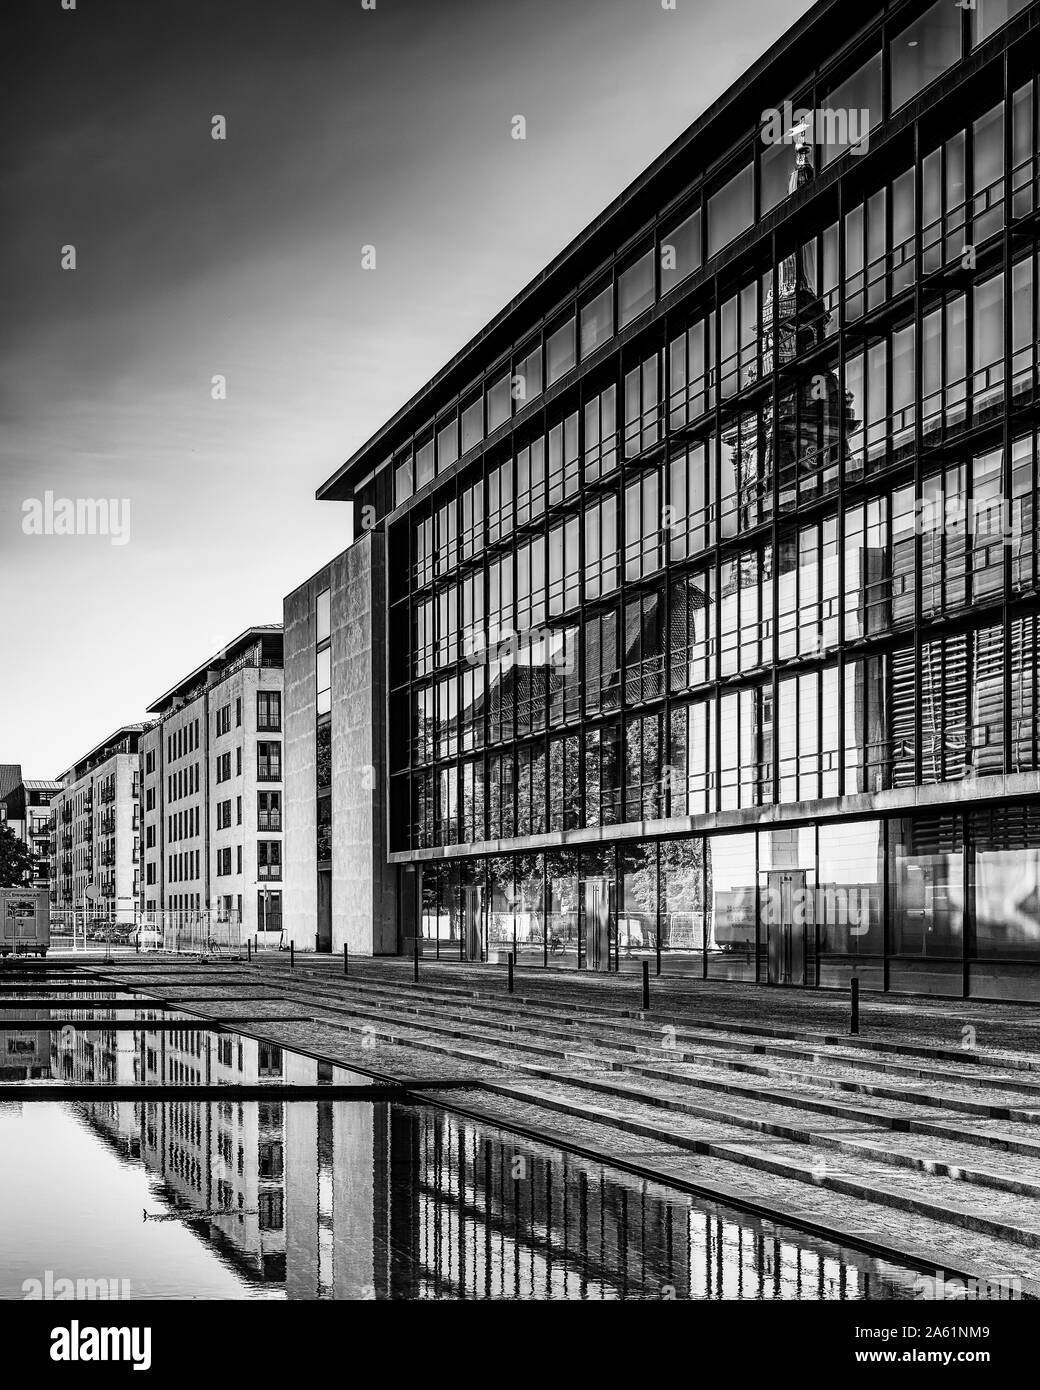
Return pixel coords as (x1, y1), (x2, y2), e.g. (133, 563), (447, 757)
(342, 2), (1040, 999)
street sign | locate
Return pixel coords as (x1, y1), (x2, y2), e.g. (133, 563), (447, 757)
(84, 884), (100, 902)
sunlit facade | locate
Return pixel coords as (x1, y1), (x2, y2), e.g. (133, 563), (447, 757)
(315, 0), (1040, 999)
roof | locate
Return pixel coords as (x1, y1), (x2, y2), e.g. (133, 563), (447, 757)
(0, 765), (22, 802)
(146, 624), (284, 714)
(22, 780), (62, 793)
(316, 0), (848, 501)
(57, 725), (152, 783)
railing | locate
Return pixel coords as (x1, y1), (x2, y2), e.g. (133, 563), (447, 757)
(257, 863), (282, 881)
(257, 813), (282, 832)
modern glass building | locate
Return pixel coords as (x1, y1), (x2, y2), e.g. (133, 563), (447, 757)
(313, 0), (1040, 999)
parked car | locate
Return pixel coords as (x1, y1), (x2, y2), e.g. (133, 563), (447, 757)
(130, 928), (163, 950)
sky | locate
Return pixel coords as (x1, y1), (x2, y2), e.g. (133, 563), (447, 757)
(0, 0), (812, 778)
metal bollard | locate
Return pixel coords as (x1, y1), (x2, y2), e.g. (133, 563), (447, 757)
(642, 959), (650, 1011)
(290, 941), (295, 972)
(507, 951), (514, 994)
(344, 943), (349, 977)
(413, 934), (420, 983)
(247, 939), (252, 963)
(850, 976), (860, 1035)
(315, 933), (320, 954)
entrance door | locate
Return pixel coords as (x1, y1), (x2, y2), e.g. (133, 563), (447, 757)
(582, 877), (615, 972)
(766, 869), (809, 985)
(316, 874), (331, 952)
(461, 881), (484, 962)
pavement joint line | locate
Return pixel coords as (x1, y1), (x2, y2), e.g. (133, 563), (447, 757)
(75, 962), (1040, 1281)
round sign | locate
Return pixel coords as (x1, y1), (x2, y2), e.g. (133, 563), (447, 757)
(84, 884), (101, 902)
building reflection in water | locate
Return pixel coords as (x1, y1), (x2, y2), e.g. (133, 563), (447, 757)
(0, 1010), (920, 1299)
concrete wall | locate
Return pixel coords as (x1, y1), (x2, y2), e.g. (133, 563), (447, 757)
(283, 563), (326, 948)
(284, 532), (397, 954)
(331, 533), (396, 955)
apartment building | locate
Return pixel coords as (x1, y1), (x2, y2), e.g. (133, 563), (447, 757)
(0, 767), (62, 889)
(298, 0), (1040, 1000)
(139, 626), (284, 939)
(51, 727), (147, 924)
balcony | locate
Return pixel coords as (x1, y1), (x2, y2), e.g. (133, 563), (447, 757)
(257, 863), (282, 881)
(256, 716), (282, 732)
(257, 765), (282, 783)
(257, 813), (282, 832)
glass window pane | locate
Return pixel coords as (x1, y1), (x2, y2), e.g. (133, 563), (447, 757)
(660, 210), (701, 293)
(580, 284), (614, 356)
(316, 589), (331, 644)
(546, 318), (576, 385)
(618, 249), (655, 328)
(891, 0), (962, 112)
(820, 52), (882, 166)
(707, 162), (753, 258)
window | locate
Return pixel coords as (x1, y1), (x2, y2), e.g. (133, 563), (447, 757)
(316, 588), (331, 644)
(707, 162), (753, 258)
(258, 841), (282, 880)
(618, 249), (655, 328)
(487, 371), (511, 433)
(488, 458), (513, 544)
(584, 496), (618, 599)
(215, 705), (231, 737)
(460, 477), (483, 559)
(580, 284), (614, 357)
(394, 451), (414, 507)
(258, 791), (281, 832)
(546, 318), (576, 385)
(583, 386), (617, 483)
(415, 435), (435, 490)
(461, 396), (484, 454)
(624, 472), (661, 580)
(257, 742), (281, 781)
(659, 209), (701, 293)
(257, 691), (281, 731)
(624, 352), (660, 458)
(217, 847), (232, 876)
(515, 437), (545, 524)
(972, 0), (1032, 41)
(514, 342), (542, 406)
(547, 411), (579, 504)
(437, 414), (458, 472)
(820, 52), (881, 166)
(215, 752), (231, 784)
(316, 646), (332, 716)
(549, 516), (580, 616)
(668, 312), (714, 427)
(890, 0), (962, 111)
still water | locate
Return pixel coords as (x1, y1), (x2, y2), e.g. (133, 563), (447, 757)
(0, 985), (927, 1299)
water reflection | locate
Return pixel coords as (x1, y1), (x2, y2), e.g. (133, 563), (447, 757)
(0, 1094), (921, 1300)
(0, 1005), (927, 1299)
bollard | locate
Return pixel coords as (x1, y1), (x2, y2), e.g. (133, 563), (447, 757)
(290, 941), (295, 972)
(413, 934), (419, 983)
(344, 943), (349, 977)
(247, 939), (252, 963)
(642, 959), (650, 1011)
(507, 951), (514, 994)
(135, 935), (140, 955)
(656, 933), (661, 977)
(850, 976), (860, 1035)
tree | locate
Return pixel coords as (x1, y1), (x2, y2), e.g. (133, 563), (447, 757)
(0, 823), (34, 887)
